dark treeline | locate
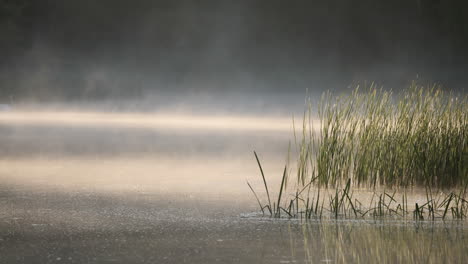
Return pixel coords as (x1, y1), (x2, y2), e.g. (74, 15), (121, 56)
(0, 0), (467, 101)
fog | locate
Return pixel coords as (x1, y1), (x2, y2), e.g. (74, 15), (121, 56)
(1, 0), (467, 198)
(0, 0), (467, 198)
(0, 109), (297, 200)
(2, 0), (467, 102)
(1, 2), (468, 262)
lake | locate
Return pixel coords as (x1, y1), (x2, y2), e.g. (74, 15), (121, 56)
(0, 110), (466, 263)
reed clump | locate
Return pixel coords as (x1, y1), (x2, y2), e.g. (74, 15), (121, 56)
(315, 82), (467, 188)
(248, 82), (468, 220)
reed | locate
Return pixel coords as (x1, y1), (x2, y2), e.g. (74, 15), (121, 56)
(315, 83), (467, 188)
(248, 82), (468, 220)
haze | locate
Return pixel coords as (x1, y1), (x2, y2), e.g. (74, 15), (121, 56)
(0, 2), (467, 263)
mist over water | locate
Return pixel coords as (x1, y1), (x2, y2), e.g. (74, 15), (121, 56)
(1, 2), (468, 263)
(0, 107), (297, 198)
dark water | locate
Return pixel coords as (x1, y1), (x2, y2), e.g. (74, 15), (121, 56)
(1, 185), (466, 264)
(0, 111), (467, 263)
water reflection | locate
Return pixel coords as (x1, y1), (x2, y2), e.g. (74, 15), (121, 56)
(286, 221), (467, 264)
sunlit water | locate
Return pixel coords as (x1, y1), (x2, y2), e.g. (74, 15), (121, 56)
(0, 110), (466, 263)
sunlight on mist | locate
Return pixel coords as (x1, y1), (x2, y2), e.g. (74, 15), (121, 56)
(0, 111), (299, 132)
(0, 110), (299, 198)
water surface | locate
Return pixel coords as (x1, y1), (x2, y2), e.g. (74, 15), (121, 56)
(0, 110), (466, 263)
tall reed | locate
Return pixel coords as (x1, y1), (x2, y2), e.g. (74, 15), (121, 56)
(313, 82), (467, 188)
(248, 82), (468, 219)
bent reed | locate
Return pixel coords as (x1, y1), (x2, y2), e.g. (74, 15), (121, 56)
(248, 82), (467, 220)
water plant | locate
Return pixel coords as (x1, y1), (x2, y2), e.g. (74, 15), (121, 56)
(248, 82), (468, 220)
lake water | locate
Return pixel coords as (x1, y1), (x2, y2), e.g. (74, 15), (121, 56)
(0, 110), (466, 263)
